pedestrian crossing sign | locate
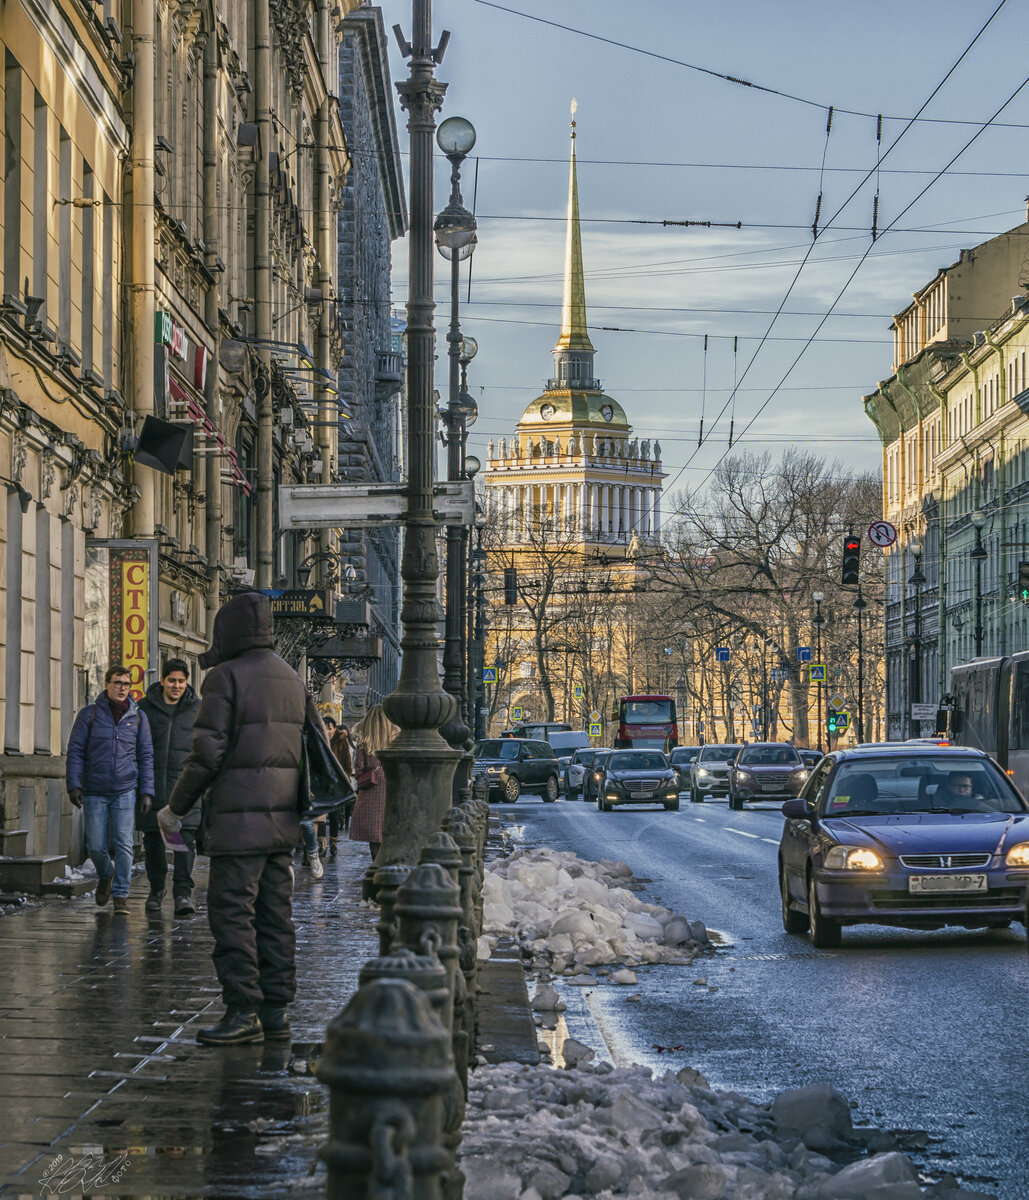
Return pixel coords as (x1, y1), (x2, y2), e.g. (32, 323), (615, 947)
(589, 722), (602, 737)
(483, 667), (497, 682)
(512, 706), (523, 721)
(573, 684), (583, 699)
(809, 663), (826, 682)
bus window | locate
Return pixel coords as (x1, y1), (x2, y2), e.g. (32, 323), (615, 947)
(1013, 661), (1029, 751)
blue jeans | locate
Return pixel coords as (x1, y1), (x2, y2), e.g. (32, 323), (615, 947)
(299, 818), (319, 856)
(82, 791), (136, 898)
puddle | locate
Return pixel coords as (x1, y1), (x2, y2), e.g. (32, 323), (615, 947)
(535, 1012), (572, 1066)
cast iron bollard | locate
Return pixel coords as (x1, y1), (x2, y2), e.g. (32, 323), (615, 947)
(375, 863), (414, 956)
(318, 977), (456, 1200)
(440, 811), (480, 1042)
(359, 947), (451, 1033)
(395, 860), (467, 1090)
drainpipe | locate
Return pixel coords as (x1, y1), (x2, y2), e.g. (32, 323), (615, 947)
(202, 27), (222, 626)
(129, 0), (155, 537)
(254, 0), (273, 587)
(315, 0), (335, 582)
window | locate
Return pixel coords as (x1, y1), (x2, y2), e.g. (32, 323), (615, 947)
(32, 91), (47, 309)
(3, 53), (22, 300)
(57, 127), (71, 346)
(80, 166), (94, 372)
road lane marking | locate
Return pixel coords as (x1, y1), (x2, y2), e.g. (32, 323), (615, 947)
(726, 827), (760, 838)
(693, 817), (705, 822)
(761, 837), (779, 845)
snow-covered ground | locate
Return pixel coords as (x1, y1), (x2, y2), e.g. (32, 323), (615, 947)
(467, 848), (994, 1199)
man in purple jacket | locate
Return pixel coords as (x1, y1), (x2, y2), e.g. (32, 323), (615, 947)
(66, 665), (155, 914)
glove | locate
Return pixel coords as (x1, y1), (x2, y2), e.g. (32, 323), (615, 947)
(138, 794), (154, 815)
(156, 806), (182, 835)
(68, 788), (83, 809)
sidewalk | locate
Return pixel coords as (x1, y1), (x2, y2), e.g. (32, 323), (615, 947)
(0, 838), (503, 1198)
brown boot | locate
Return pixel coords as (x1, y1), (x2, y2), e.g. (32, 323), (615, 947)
(318, 836), (328, 857)
(329, 837), (338, 858)
(113, 897), (130, 915)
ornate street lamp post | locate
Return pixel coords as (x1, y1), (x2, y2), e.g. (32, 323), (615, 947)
(812, 591), (824, 752)
(434, 120), (478, 796)
(970, 510), (988, 657)
(378, 1), (460, 868)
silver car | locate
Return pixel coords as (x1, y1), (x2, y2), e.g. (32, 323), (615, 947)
(565, 747), (609, 800)
(690, 744), (743, 802)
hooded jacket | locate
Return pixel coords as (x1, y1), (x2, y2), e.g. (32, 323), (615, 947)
(137, 681), (201, 831)
(66, 693), (154, 797)
(168, 591), (315, 856)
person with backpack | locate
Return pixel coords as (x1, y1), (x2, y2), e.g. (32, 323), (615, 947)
(137, 659), (201, 917)
(66, 665), (155, 915)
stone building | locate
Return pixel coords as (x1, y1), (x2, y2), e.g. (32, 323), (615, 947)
(482, 114), (665, 731)
(865, 213), (1029, 738)
(0, 0), (391, 886)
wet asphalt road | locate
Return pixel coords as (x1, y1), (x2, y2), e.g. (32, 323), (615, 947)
(499, 790), (1029, 1200)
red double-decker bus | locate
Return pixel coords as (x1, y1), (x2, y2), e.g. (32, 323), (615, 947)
(614, 694), (678, 750)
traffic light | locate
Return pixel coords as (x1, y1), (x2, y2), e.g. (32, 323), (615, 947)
(504, 566), (518, 605)
(827, 712), (839, 736)
(1018, 561), (1029, 604)
(842, 535), (861, 585)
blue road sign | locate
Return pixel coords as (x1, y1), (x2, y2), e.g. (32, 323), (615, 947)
(714, 647), (730, 662)
(482, 667), (497, 682)
(797, 646), (812, 662)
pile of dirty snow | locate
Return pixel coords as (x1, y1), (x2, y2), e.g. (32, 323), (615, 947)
(461, 1061), (994, 1200)
(480, 848), (712, 972)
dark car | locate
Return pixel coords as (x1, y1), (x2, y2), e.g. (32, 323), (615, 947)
(598, 749), (679, 812)
(689, 743), (743, 802)
(472, 738), (560, 804)
(728, 742), (810, 810)
(799, 748), (823, 769)
(583, 750), (613, 802)
(565, 747), (608, 800)
(778, 745), (1029, 948)
(669, 746), (701, 792)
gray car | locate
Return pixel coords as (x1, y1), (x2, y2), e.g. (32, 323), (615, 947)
(689, 743), (744, 802)
(598, 750), (680, 811)
(727, 742), (810, 810)
(472, 739), (561, 803)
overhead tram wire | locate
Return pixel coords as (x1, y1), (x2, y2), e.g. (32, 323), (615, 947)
(469, 0), (1014, 128)
(652, 0), (1016, 491)
(691, 67), (1029, 497)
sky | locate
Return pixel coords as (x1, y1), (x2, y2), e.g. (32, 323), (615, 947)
(374, 0), (1029, 504)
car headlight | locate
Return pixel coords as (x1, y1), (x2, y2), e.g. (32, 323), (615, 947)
(697, 768), (710, 777)
(485, 765), (503, 774)
(824, 845), (883, 871)
(1004, 842), (1029, 867)
(793, 768), (809, 779)
(737, 770), (753, 781)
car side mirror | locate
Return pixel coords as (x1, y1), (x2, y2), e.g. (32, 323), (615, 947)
(781, 798), (810, 819)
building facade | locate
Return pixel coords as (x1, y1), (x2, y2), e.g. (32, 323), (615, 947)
(865, 215), (1029, 738)
(482, 115), (665, 731)
(0, 0), (406, 881)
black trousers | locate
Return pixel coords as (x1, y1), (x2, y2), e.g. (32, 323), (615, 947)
(142, 829), (197, 897)
(206, 853), (296, 1010)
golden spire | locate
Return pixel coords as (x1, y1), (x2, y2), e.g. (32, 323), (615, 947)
(554, 99), (594, 354)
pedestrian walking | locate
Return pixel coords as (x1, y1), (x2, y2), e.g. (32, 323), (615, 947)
(66, 666), (155, 915)
(348, 705), (398, 862)
(326, 718), (357, 851)
(137, 659), (201, 917)
(156, 591), (321, 1047)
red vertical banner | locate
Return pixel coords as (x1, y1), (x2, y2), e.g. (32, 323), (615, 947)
(109, 549), (150, 699)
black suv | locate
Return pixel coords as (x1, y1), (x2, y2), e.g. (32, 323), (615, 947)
(472, 739), (561, 803)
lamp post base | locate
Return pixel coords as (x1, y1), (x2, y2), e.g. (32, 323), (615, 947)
(378, 737), (462, 866)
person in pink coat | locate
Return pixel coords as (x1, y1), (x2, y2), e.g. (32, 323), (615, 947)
(348, 705), (398, 860)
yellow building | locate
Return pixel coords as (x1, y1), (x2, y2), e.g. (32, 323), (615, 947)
(865, 213), (1029, 738)
(483, 112), (665, 732)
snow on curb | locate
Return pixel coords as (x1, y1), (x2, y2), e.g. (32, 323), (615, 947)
(462, 1061), (994, 1200)
(481, 848), (712, 973)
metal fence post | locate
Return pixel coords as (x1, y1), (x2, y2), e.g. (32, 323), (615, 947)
(375, 863), (414, 956)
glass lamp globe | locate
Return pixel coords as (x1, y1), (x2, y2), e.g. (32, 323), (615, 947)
(459, 335), (478, 361)
(464, 454), (481, 478)
(437, 116), (476, 157)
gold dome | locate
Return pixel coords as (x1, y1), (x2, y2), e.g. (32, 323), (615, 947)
(517, 389), (629, 432)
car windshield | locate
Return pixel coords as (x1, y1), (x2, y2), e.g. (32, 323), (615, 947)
(572, 750), (596, 765)
(608, 751), (668, 770)
(739, 746), (801, 766)
(474, 740), (520, 761)
(823, 757), (1026, 816)
(700, 745), (742, 763)
(670, 748), (699, 763)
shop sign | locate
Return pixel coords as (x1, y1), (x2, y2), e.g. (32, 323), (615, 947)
(109, 548), (151, 699)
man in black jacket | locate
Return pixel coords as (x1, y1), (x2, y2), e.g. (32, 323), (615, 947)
(138, 659), (201, 917)
(157, 592), (319, 1046)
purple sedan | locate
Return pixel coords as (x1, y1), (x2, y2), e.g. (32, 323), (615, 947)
(778, 745), (1029, 947)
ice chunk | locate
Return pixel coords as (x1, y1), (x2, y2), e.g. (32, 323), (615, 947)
(610, 968), (638, 985)
(530, 983), (565, 1012)
(608, 1088), (666, 1132)
(773, 1081), (854, 1150)
(463, 1155), (522, 1200)
(663, 915), (694, 946)
(561, 1037), (596, 1066)
(813, 1151), (920, 1199)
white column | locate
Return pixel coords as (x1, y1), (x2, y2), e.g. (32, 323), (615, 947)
(580, 483), (588, 531)
(653, 489), (661, 536)
(620, 486), (629, 535)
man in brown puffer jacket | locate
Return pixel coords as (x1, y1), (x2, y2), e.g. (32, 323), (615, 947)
(158, 591), (320, 1046)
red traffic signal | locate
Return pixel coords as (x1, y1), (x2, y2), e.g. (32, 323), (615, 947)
(842, 536), (861, 585)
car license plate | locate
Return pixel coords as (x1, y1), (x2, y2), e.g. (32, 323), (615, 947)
(630, 790), (651, 799)
(907, 874), (987, 894)
(761, 783), (781, 792)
